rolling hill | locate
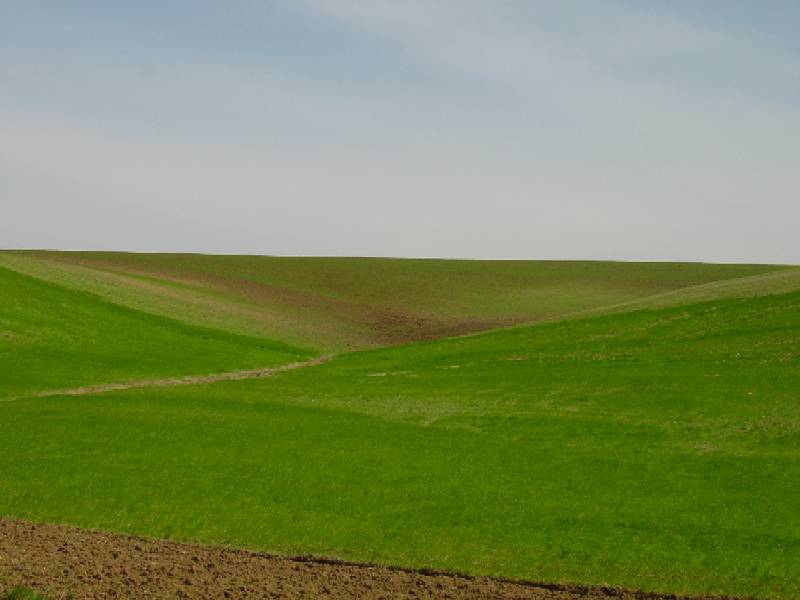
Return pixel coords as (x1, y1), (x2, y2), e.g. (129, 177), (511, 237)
(0, 265), (311, 398)
(0, 250), (787, 352)
(1, 252), (799, 598)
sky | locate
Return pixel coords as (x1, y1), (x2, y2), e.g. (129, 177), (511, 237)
(1, 1), (798, 263)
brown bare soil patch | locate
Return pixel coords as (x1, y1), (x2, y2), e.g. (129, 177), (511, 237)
(0, 519), (725, 600)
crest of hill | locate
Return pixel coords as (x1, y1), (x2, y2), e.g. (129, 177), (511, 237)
(0, 250), (790, 352)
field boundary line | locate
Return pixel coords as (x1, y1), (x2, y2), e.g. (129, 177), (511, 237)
(0, 355), (333, 403)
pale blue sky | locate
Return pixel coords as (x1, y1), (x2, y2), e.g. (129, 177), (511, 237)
(2, 1), (798, 262)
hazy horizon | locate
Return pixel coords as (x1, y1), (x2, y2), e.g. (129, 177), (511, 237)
(4, 248), (797, 267)
(2, 2), (799, 264)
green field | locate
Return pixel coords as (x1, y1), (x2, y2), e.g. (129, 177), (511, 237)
(0, 266), (311, 398)
(1, 251), (799, 597)
(0, 250), (780, 351)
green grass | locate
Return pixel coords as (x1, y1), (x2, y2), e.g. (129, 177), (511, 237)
(1, 283), (798, 597)
(1, 589), (51, 600)
(579, 266), (800, 319)
(0, 250), (785, 351)
(0, 266), (311, 397)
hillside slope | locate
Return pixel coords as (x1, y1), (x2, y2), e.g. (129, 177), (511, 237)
(0, 250), (786, 351)
(571, 265), (800, 320)
(0, 266), (311, 398)
(1, 289), (798, 597)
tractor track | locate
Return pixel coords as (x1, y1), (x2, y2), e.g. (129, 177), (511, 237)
(0, 355), (332, 403)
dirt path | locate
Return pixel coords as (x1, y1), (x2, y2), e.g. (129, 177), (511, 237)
(0, 518), (715, 600)
(0, 355), (332, 403)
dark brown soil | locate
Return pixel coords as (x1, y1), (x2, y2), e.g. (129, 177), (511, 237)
(1, 519), (713, 600)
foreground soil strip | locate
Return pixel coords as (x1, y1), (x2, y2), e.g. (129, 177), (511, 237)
(0, 356), (332, 403)
(0, 519), (729, 600)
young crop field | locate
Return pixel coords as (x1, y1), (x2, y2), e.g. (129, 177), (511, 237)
(1, 252), (799, 598)
(0, 250), (780, 351)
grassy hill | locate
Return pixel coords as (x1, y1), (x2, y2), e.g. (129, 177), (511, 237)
(0, 250), (785, 351)
(576, 265), (800, 319)
(1, 253), (799, 597)
(0, 266), (311, 398)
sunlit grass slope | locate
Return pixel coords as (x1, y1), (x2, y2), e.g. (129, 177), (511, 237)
(2, 290), (798, 597)
(576, 265), (800, 320)
(0, 250), (785, 351)
(0, 266), (311, 398)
